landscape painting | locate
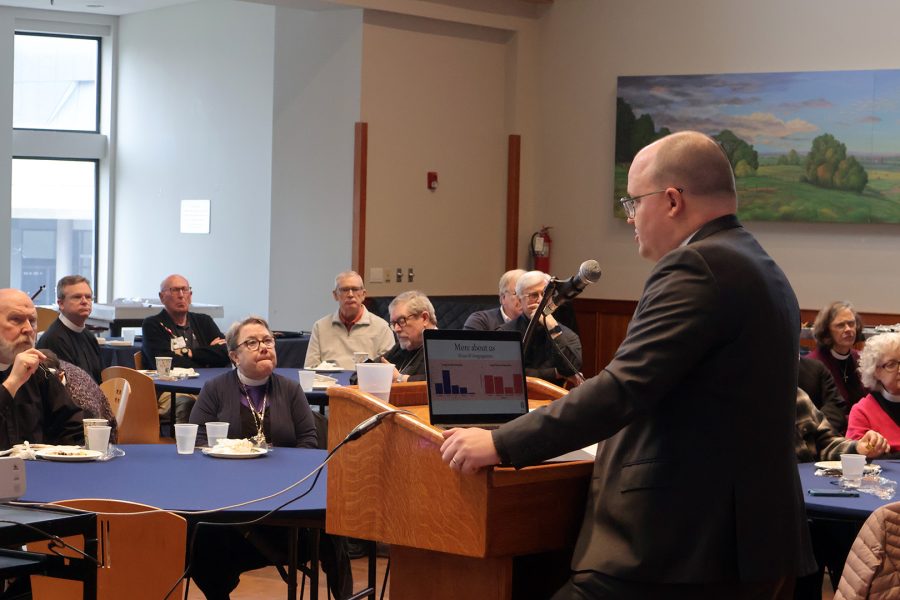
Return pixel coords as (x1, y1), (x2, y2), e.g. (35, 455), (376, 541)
(615, 70), (900, 223)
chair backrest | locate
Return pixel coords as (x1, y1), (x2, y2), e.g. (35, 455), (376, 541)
(29, 498), (187, 600)
(100, 367), (160, 443)
(99, 378), (130, 425)
(35, 306), (58, 333)
(133, 351), (143, 370)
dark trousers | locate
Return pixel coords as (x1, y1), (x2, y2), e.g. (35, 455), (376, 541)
(550, 571), (795, 600)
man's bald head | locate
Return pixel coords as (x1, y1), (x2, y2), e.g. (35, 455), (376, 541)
(643, 131), (737, 206)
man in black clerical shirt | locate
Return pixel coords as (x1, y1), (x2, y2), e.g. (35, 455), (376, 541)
(36, 275), (103, 383)
(0, 288), (83, 448)
(141, 274), (229, 423)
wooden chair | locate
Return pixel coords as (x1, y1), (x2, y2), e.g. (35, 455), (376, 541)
(29, 498), (187, 600)
(35, 307), (58, 333)
(133, 351), (143, 370)
(100, 367), (165, 444)
(99, 378), (130, 425)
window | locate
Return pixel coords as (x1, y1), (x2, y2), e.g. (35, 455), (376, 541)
(11, 28), (105, 300)
(10, 159), (97, 297)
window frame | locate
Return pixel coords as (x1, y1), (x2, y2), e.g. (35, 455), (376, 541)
(13, 31), (102, 135)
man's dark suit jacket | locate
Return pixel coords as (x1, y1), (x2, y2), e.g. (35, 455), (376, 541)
(493, 214), (815, 584)
(798, 356), (848, 434)
(463, 307), (505, 331)
(141, 310), (229, 369)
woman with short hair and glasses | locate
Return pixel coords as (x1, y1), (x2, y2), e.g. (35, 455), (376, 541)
(188, 316), (352, 599)
(808, 300), (868, 407)
(847, 332), (900, 452)
(189, 315), (316, 448)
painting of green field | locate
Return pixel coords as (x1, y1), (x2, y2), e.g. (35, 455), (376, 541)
(612, 164), (900, 223)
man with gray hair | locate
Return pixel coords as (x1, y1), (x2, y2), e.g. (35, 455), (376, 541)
(380, 290), (437, 382)
(304, 271), (395, 370)
(0, 288), (84, 448)
(142, 274), (229, 423)
(499, 270), (582, 387)
(463, 269), (526, 331)
(36, 275), (103, 382)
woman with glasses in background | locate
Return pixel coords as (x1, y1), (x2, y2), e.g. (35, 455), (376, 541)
(188, 315), (351, 599)
(189, 315), (316, 448)
(808, 301), (868, 407)
(847, 332), (900, 453)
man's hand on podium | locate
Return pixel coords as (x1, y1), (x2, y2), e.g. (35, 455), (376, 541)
(440, 428), (500, 475)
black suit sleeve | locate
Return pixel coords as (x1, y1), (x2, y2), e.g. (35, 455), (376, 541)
(799, 357), (848, 435)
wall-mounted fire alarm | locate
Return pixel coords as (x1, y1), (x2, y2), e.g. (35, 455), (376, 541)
(427, 171), (438, 190)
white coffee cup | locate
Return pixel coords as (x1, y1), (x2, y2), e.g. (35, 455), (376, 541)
(82, 418), (108, 443)
(87, 425), (111, 454)
(840, 453), (867, 487)
(174, 423), (198, 455)
(205, 422), (229, 445)
(353, 352), (369, 364)
(356, 362), (395, 403)
(298, 370), (316, 392)
(122, 328), (137, 344)
(156, 356), (173, 378)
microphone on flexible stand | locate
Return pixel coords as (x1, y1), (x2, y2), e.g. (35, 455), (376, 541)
(542, 259), (602, 317)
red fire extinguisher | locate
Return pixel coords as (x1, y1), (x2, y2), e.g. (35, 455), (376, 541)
(530, 226), (552, 273)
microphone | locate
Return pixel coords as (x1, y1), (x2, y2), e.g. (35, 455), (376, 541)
(543, 260), (601, 315)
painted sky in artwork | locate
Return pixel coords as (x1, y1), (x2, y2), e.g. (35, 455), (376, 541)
(617, 70), (900, 155)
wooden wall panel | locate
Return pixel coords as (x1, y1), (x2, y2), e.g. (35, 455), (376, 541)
(573, 300), (900, 377)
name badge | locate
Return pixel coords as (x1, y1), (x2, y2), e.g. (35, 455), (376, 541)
(171, 336), (187, 352)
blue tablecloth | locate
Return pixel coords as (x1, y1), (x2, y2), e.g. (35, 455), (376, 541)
(20, 444), (327, 518)
(799, 460), (900, 520)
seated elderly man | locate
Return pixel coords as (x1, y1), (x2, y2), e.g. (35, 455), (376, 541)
(463, 269), (526, 331)
(36, 275), (103, 383)
(142, 274), (230, 423)
(794, 388), (887, 463)
(499, 270), (582, 387)
(304, 271), (395, 369)
(0, 289), (84, 448)
(380, 290), (437, 382)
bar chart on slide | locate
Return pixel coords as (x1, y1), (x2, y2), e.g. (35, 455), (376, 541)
(431, 362), (523, 400)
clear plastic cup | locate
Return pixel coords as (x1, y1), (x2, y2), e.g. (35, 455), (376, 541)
(298, 370), (316, 393)
(87, 425), (111, 454)
(82, 418), (108, 442)
(840, 453), (866, 488)
(356, 362), (395, 402)
(174, 423), (198, 454)
(156, 356), (173, 378)
(205, 422), (229, 446)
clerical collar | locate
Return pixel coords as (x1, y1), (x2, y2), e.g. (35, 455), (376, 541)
(882, 389), (900, 403)
(237, 370), (268, 387)
(830, 348), (852, 361)
(59, 313), (85, 333)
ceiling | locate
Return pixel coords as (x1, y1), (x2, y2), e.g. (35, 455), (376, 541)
(0, 0), (198, 15)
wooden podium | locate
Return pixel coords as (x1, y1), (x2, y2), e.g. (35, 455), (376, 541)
(326, 380), (592, 599)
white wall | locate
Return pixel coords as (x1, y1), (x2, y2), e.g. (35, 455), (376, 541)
(534, 0), (900, 313)
(268, 5), (363, 331)
(360, 10), (512, 297)
(115, 0), (275, 326)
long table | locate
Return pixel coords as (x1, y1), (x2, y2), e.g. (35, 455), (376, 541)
(20, 444), (328, 599)
(799, 460), (900, 518)
(99, 336), (311, 370)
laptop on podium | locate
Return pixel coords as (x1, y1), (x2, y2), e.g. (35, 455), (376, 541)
(423, 329), (529, 429)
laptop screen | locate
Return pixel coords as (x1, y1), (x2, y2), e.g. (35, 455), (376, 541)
(424, 329), (529, 427)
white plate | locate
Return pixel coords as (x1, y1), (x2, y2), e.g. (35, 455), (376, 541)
(35, 448), (103, 462)
(202, 448), (268, 459)
(814, 460), (880, 473)
(312, 381), (336, 390)
(312, 365), (343, 372)
(106, 340), (134, 347)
